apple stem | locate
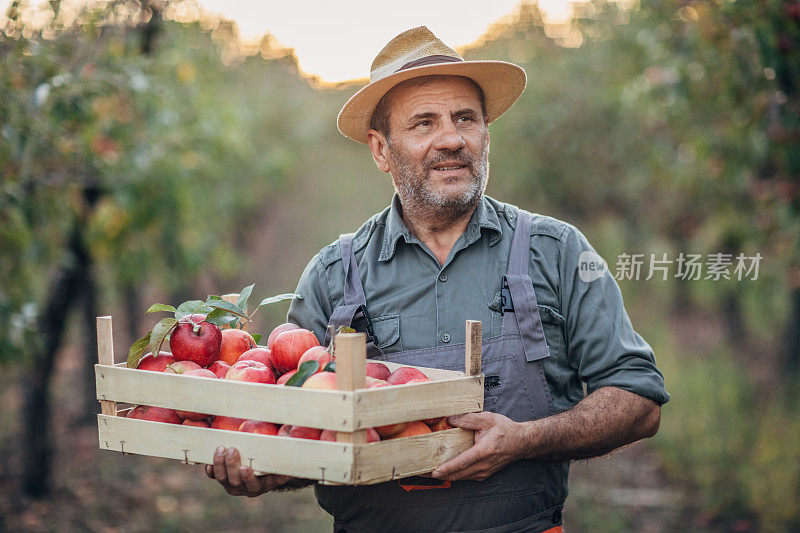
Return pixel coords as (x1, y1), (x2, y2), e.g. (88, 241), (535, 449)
(192, 322), (201, 334)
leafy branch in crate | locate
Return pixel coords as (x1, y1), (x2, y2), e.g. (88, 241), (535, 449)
(127, 284), (297, 367)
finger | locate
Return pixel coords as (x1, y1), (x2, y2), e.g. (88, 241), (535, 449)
(447, 412), (493, 431)
(263, 474), (292, 491)
(431, 442), (488, 479)
(240, 466), (262, 494)
(213, 446), (228, 483)
(225, 448), (243, 486)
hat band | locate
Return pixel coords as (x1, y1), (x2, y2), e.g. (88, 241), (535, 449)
(396, 54), (462, 73)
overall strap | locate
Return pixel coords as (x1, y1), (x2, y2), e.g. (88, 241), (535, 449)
(504, 210), (551, 363)
(324, 234), (383, 357)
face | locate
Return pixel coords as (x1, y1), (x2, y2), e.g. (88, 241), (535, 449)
(368, 76), (490, 218)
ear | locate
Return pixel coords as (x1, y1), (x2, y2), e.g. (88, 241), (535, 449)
(366, 129), (391, 173)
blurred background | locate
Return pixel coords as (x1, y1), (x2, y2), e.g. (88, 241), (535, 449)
(1, 0), (798, 531)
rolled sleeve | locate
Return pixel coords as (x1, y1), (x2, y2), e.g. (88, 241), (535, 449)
(287, 254), (333, 345)
(560, 226), (670, 406)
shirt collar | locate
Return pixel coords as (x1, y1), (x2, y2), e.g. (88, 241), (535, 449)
(379, 194), (503, 262)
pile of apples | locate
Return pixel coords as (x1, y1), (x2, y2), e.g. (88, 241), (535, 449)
(128, 316), (454, 441)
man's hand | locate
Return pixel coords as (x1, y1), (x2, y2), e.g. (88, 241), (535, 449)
(431, 387), (661, 482)
(431, 412), (530, 482)
(205, 446), (291, 497)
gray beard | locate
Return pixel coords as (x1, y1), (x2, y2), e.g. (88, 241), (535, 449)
(390, 138), (490, 226)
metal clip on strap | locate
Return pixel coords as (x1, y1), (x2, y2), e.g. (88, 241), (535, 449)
(500, 276), (515, 314)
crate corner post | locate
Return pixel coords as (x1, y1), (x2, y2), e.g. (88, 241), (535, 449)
(335, 332), (368, 445)
(96, 316), (117, 416)
(465, 320), (482, 376)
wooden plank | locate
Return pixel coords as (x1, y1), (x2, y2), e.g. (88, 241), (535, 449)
(351, 428), (474, 485)
(95, 365), (355, 430)
(335, 333), (368, 444)
(97, 414), (355, 483)
(378, 361), (466, 381)
(352, 376), (484, 428)
(96, 316), (117, 416)
(465, 320), (482, 376)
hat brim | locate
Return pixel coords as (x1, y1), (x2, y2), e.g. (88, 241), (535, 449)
(337, 60), (526, 144)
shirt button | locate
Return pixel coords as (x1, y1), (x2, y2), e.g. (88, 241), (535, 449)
(438, 272), (448, 282)
(441, 332), (451, 343)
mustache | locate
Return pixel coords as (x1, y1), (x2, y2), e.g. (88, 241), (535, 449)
(425, 150), (474, 170)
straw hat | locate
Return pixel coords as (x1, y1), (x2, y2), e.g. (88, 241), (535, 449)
(337, 26), (527, 144)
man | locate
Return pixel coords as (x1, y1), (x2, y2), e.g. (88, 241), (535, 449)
(207, 27), (669, 532)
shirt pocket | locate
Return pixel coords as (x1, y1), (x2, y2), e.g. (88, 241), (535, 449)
(371, 314), (403, 352)
(538, 304), (566, 361)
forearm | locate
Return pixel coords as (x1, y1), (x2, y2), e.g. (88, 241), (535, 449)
(520, 386), (661, 461)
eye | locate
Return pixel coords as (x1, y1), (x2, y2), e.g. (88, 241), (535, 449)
(415, 119), (433, 128)
(456, 115), (475, 124)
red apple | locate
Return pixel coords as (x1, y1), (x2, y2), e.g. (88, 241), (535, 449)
(237, 347), (275, 372)
(301, 371), (337, 390)
(277, 424), (292, 437)
(136, 351), (176, 372)
(219, 328), (257, 365)
(276, 370), (297, 385)
(182, 419), (210, 428)
(271, 329), (319, 374)
(239, 420), (279, 435)
(169, 320), (222, 367)
(267, 322), (300, 350)
(164, 360), (202, 374)
(375, 421), (408, 439)
(320, 428), (380, 443)
(126, 405), (182, 424)
(297, 345), (333, 372)
(207, 360), (231, 379)
(366, 361), (391, 380)
(210, 416), (247, 431)
(225, 360), (276, 384)
(387, 420), (432, 439)
(386, 367), (429, 385)
(427, 418), (455, 432)
(288, 426), (322, 440)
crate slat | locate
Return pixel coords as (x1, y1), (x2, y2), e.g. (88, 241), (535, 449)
(352, 376), (484, 428)
(96, 365), (355, 430)
(350, 428), (474, 485)
(98, 414), (356, 483)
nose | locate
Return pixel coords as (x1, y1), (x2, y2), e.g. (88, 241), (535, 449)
(432, 118), (466, 152)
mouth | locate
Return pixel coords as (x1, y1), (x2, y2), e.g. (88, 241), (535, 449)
(430, 161), (470, 173)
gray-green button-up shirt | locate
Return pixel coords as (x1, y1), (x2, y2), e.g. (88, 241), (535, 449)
(288, 195), (669, 412)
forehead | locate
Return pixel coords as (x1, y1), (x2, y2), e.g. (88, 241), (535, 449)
(386, 76), (482, 118)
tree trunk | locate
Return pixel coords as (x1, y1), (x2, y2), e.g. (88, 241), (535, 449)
(79, 267), (99, 424)
(123, 282), (144, 346)
(22, 224), (87, 497)
(782, 286), (800, 378)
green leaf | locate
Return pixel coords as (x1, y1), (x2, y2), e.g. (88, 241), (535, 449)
(256, 293), (298, 309)
(150, 317), (178, 357)
(208, 295), (223, 300)
(204, 307), (238, 327)
(285, 360), (320, 387)
(323, 361), (335, 373)
(127, 332), (152, 368)
(237, 284), (255, 312)
(145, 303), (176, 314)
(203, 299), (248, 319)
(338, 326), (356, 334)
(175, 300), (212, 318)
(251, 334), (262, 344)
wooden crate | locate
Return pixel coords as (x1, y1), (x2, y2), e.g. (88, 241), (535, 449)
(95, 316), (485, 485)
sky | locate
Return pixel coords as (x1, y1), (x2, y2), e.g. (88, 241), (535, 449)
(1, 0), (579, 82)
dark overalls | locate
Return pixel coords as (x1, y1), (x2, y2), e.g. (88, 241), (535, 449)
(316, 209), (568, 533)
